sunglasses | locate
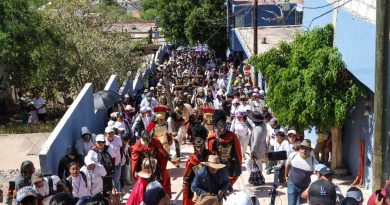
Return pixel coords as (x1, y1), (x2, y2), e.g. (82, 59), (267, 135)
(97, 141), (105, 144)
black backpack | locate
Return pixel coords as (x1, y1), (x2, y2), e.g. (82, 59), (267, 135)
(66, 171), (88, 188)
(93, 146), (115, 176)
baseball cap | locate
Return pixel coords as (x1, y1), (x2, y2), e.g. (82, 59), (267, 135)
(16, 186), (37, 203)
(319, 167), (334, 176)
(95, 134), (105, 142)
(314, 164), (327, 173)
(31, 172), (44, 184)
(346, 187), (363, 202)
(105, 126), (114, 133)
(308, 179), (336, 205)
(287, 130), (297, 135)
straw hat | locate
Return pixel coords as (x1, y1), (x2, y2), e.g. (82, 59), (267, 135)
(201, 155), (226, 169)
(138, 158), (157, 178)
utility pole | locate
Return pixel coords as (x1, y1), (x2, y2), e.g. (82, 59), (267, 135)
(252, 0), (258, 87)
(373, 0), (390, 192)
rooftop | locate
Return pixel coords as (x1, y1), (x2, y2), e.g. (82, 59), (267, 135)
(235, 25), (302, 56)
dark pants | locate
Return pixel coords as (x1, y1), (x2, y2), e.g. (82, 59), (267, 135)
(37, 113), (47, 123)
(266, 145), (275, 173)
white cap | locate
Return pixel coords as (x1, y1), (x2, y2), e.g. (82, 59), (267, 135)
(253, 88), (259, 93)
(150, 87), (155, 91)
(217, 90), (223, 96)
(125, 105), (133, 111)
(125, 94), (130, 98)
(96, 134), (105, 142)
(287, 130), (297, 136)
(232, 99), (240, 104)
(146, 107), (152, 112)
(259, 90), (265, 96)
(105, 126), (114, 133)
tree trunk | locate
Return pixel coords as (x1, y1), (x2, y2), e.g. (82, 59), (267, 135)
(331, 124), (343, 169)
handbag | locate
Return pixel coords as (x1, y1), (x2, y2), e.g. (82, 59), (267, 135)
(248, 157), (265, 186)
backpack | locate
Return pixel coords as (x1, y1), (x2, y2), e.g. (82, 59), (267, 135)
(66, 172), (88, 188)
(44, 175), (57, 197)
(93, 147), (115, 175)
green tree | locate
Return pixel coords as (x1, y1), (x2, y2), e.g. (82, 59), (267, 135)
(249, 24), (362, 169)
(41, 0), (142, 91)
(250, 24), (360, 132)
(140, 0), (227, 55)
(0, 0), (48, 94)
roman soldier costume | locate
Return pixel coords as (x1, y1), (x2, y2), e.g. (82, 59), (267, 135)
(202, 107), (214, 133)
(182, 125), (213, 205)
(153, 105), (170, 153)
(206, 110), (242, 185)
(131, 122), (172, 197)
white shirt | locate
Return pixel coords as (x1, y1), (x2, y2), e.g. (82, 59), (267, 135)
(282, 141), (300, 157)
(238, 104), (251, 113)
(230, 120), (250, 138)
(140, 97), (158, 109)
(80, 164), (107, 196)
(287, 152), (318, 171)
(213, 98), (223, 109)
(69, 174), (91, 198)
(274, 140), (287, 152)
(33, 176), (60, 205)
(267, 124), (279, 147)
(105, 136), (122, 166)
(85, 147), (115, 166)
(33, 97), (46, 114)
(75, 138), (95, 156)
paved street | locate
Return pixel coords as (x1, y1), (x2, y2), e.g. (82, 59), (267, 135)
(122, 143), (372, 205)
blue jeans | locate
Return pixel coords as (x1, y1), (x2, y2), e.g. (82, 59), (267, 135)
(273, 161), (285, 185)
(113, 165), (122, 192)
(287, 181), (304, 205)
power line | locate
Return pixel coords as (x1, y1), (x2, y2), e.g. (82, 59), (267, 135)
(305, 0), (351, 29)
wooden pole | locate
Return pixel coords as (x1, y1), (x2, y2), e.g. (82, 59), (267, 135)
(373, 0), (390, 192)
(253, 0), (258, 87)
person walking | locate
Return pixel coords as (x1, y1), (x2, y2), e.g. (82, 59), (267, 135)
(248, 111), (267, 184)
(230, 111), (251, 160)
(285, 139), (318, 205)
(57, 145), (84, 179)
(80, 158), (107, 197)
(191, 155), (230, 205)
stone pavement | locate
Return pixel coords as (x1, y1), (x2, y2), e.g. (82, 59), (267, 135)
(122, 143), (373, 205)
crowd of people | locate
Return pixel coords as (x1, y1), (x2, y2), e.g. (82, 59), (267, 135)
(1, 45), (389, 205)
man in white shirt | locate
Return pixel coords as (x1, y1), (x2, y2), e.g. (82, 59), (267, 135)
(31, 172), (60, 205)
(266, 118), (281, 175)
(213, 90), (224, 109)
(105, 126), (122, 192)
(32, 90), (47, 123)
(140, 92), (158, 109)
(80, 158), (107, 197)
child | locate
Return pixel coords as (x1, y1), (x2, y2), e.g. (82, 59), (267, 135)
(67, 162), (90, 198)
(28, 102), (39, 124)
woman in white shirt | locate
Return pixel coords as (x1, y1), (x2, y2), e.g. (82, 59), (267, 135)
(67, 162), (90, 198)
(80, 158), (107, 197)
(230, 111), (251, 159)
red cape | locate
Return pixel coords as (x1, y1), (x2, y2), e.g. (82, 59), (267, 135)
(207, 132), (242, 185)
(126, 177), (148, 205)
(207, 132), (242, 165)
(131, 138), (172, 197)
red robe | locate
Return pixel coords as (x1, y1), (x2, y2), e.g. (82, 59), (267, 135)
(182, 151), (213, 205)
(131, 138), (172, 197)
(206, 131), (242, 185)
(126, 177), (149, 205)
